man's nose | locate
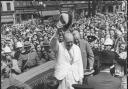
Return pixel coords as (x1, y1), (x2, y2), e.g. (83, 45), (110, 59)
(69, 42), (73, 46)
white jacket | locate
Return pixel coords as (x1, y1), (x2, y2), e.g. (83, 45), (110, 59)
(54, 42), (84, 82)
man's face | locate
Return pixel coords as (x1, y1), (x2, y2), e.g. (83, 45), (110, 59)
(19, 38), (22, 41)
(95, 31), (98, 36)
(119, 44), (126, 52)
(5, 53), (11, 60)
(73, 31), (80, 45)
(73, 34), (79, 45)
(102, 30), (105, 34)
(91, 29), (94, 33)
(65, 41), (73, 50)
(104, 45), (112, 50)
(37, 45), (41, 51)
(17, 47), (22, 52)
(39, 38), (43, 42)
(64, 35), (74, 50)
(74, 38), (79, 45)
(86, 31), (90, 36)
(33, 35), (37, 39)
(110, 30), (114, 36)
(24, 46), (31, 51)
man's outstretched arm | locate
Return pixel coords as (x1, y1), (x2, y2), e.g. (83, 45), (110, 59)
(50, 29), (59, 54)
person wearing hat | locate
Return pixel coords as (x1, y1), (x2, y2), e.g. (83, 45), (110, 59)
(2, 46), (12, 70)
(5, 37), (14, 51)
(14, 42), (24, 60)
(42, 40), (56, 62)
(2, 46), (21, 76)
(18, 41), (40, 72)
(87, 35), (97, 49)
(87, 50), (121, 89)
(109, 29), (116, 42)
(104, 37), (114, 51)
(114, 42), (127, 89)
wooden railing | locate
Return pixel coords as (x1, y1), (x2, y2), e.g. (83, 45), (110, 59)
(14, 60), (56, 89)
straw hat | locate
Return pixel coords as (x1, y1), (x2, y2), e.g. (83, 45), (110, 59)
(24, 41), (31, 48)
(104, 38), (113, 46)
(3, 46), (11, 53)
(16, 42), (23, 48)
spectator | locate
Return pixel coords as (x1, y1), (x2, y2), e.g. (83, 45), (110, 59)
(73, 30), (94, 71)
(104, 37), (114, 51)
(42, 40), (56, 61)
(87, 50), (121, 89)
(14, 42), (24, 60)
(18, 41), (40, 72)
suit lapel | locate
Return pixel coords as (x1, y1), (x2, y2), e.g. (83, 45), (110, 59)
(79, 40), (83, 50)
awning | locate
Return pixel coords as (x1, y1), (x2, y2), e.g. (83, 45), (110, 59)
(16, 9), (37, 14)
(1, 15), (14, 23)
(76, 3), (89, 9)
(39, 10), (60, 16)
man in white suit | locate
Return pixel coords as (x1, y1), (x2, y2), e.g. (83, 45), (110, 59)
(50, 29), (84, 89)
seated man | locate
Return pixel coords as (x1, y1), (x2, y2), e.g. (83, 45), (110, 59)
(18, 41), (40, 72)
(42, 40), (56, 61)
(87, 50), (121, 89)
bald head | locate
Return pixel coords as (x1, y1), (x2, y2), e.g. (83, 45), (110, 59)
(63, 31), (74, 50)
(64, 31), (74, 42)
(72, 30), (80, 40)
(72, 30), (80, 45)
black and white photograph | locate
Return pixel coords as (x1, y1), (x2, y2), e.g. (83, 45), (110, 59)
(1, 0), (127, 89)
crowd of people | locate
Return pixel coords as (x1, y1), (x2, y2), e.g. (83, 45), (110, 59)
(1, 10), (127, 89)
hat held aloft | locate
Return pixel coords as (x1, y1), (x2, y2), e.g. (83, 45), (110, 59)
(56, 13), (72, 32)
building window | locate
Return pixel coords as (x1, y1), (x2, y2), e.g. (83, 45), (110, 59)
(1, 5), (3, 11)
(108, 5), (113, 12)
(1, 2), (2, 11)
(7, 3), (11, 11)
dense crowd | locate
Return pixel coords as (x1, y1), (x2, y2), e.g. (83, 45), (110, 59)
(1, 11), (127, 89)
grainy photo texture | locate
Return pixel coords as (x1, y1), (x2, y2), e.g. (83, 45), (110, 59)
(1, 0), (127, 89)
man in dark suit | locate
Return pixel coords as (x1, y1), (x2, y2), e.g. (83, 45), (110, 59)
(73, 30), (94, 71)
(87, 50), (121, 89)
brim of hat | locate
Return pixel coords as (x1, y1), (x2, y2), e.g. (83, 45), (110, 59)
(4, 52), (11, 53)
(16, 46), (23, 48)
(24, 45), (31, 47)
(43, 45), (50, 47)
(87, 36), (97, 39)
(104, 44), (112, 46)
(6, 39), (11, 41)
